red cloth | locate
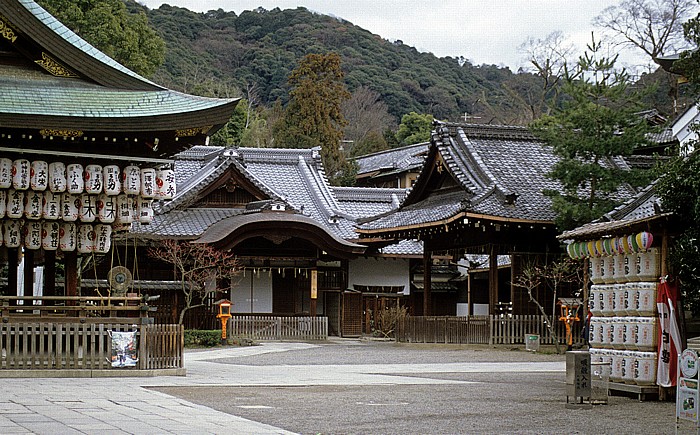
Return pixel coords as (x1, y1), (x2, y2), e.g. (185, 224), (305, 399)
(657, 277), (682, 387)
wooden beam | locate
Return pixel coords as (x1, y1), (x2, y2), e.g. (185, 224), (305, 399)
(7, 248), (17, 302)
(65, 250), (78, 298)
(423, 251), (431, 316)
(489, 245), (498, 315)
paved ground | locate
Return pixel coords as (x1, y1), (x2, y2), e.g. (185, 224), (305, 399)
(0, 339), (689, 434)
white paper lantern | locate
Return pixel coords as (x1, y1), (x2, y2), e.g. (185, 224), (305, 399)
(77, 224), (95, 254)
(61, 192), (79, 222)
(66, 163), (84, 194)
(12, 159), (30, 190)
(96, 194), (116, 223)
(24, 220), (41, 250)
(103, 165), (121, 195)
(78, 194), (97, 223)
(138, 197), (154, 224)
(24, 190), (42, 220)
(156, 168), (176, 199)
(94, 224), (112, 254)
(140, 168), (156, 198)
(0, 190), (6, 218)
(7, 189), (24, 219)
(48, 162), (67, 193)
(0, 158), (12, 188)
(41, 221), (60, 251)
(116, 194), (133, 224)
(3, 219), (21, 248)
(122, 165), (140, 195)
(42, 191), (61, 220)
(84, 164), (103, 194)
(30, 160), (48, 191)
(59, 222), (76, 252)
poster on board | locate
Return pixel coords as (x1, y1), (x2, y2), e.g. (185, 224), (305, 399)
(109, 330), (138, 368)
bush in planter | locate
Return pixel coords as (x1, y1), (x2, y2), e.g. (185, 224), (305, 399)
(184, 330), (223, 347)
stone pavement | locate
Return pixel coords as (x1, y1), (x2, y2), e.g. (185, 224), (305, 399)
(0, 341), (565, 434)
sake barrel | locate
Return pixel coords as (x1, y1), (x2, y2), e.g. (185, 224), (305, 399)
(612, 284), (627, 316)
(634, 351), (657, 386)
(96, 194), (116, 223)
(590, 256), (604, 284)
(636, 317), (657, 351)
(611, 317), (626, 349)
(3, 219), (21, 248)
(637, 248), (660, 281)
(598, 349), (614, 378)
(59, 222), (76, 252)
(66, 163), (84, 194)
(140, 168), (156, 198)
(103, 165), (121, 195)
(48, 161), (67, 193)
(78, 194), (96, 223)
(600, 285), (615, 317)
(624, 252), (638, 282)
(137, 198), (154, 224)
(156, 168), (176, 199)
(602, 255), (615, 283)
(600, 317), (613, 347)
(77, 224), (95, 254)
(122, 165), (140, 195)
(30, 160), (48, 191)
(621, 351), (636, 384)
(61, 192), (79, 222)
(0, 158), (12, 188)
(624, 317), (639, 350)
(116, 194), (133, 224)
(613, 255), (626, 283)
(625, 282), (639, 316)
(637, 281), (658, 316)
(24, 190), (42, 220)
(11, 159), (30, 190)
(94, 224), (111, 254)
(589, 317), (603, 348)
(0, 190), (7, 218)
(23, 221), (41, 250)
(589, 285), (602, 316)
(42, 191), (61, 220)
(6, 189), (24, 219)
(41, 221), (60, 251)
(610, 350), (624, 382)
(84, 164), (103, 194)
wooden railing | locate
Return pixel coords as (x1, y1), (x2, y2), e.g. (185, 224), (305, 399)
(396, 315), (584, 346)
(230, 315), (328, 341)
(0, 296), (155, 320)
(0, 319), (183, 370)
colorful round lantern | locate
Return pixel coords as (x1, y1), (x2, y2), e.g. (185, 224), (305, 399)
(140, 168), (156, 198)
(567, 243), (576, 259)
(12, 159), (30, 190)
(42, 191), (61, 220)
(84, 164), (103, 194)
(626, 234), (640, 253)
(48, 161), (67, 193)
(614, 236), (626, 255)
(30, 160), (48, 191)
(0, 158), (12, 188)
(156, 168), (176, 199)
(103, 165), (121, 196)
(122, 165), (140, 196)
(66, 163), (84, 194)
(59, 222), (76, 252)
(41, 221), (60, 251)
(94, 224), (112, 254)
(7, 189), (24, 219)
(595, 239), (604, 257)
(602, 238), (614, 256)
(635, 231), (653, 252)
(24, 190), (42, 220)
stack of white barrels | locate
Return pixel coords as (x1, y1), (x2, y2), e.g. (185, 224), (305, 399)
(0, 158), (175, 254)
(568, 232), (659, 386)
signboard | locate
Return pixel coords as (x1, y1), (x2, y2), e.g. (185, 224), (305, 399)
(678, 349), (700, 426)
(310, 270), (318, 299)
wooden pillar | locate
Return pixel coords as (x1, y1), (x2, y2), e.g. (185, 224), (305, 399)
(423, 249), (432, 316)
(7, 248), (18, 302)
(310, 269), (318, 317)
(488, 244), (498, 315)
(23, 250), (34, 298)
(510, 254), (516, 315)
(65, 250), (78, 299)
(44, 250), (56, 297)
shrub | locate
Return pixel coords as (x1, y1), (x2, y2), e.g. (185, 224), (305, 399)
(184, 329), (223, 347)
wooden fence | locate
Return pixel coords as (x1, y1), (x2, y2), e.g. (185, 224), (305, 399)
(230, 315), (328, 341)
(396, 315), (584, 346)
(0, 320), (183, 370)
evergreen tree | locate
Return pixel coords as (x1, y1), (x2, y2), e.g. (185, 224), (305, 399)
(395, 112), (434, 146)
(274, 52), (351, 185)
(531, 37), (653, 230)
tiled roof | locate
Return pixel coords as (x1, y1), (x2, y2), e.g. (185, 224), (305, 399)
(131, 208), (243, 238)
(379, 239), (423, 256)
(355, 142), (429, 175)
(332, 186), (406, 219)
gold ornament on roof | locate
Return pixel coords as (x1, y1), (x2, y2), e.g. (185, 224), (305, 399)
(40, 128), (84, 138)
(0, 15), (18, 43)
(35, 52), (79, 78)
(175, 125), (213, 137)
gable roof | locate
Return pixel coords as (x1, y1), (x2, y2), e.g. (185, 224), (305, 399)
(354, 142), (428, 179)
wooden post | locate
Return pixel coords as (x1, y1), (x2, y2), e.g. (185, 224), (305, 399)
(423, 249), (432, 316)
(510, 254), (516, 315)
(44, 250), (56, 297)
(489, 244), (498, 315)
(65, 250), (78, 301)
(23, 249), (34, 298)
(7, 248), (18, 303)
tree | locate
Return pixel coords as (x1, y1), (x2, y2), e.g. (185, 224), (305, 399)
(593, 0), (696, 65)
(342, 86), (395, 157)
(675, 9), (700, 83)
(531, 36), (654, 230)
(395, 112), (434, 146)
(148, 240), (241, 325)
(274, 52), (351, 185)
(37, 0), (165, 77)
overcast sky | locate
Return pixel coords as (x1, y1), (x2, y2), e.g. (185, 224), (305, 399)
(137, 0), (652, 71)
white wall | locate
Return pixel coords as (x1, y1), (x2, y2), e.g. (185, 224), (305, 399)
(347, 257), (411, 295)
(230, 272), (272, 313)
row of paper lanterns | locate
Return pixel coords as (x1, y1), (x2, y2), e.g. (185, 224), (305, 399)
(567, 232), (654, 259)
(0, 191), (154, 224)
(0, 219), (111, 253)
(0, 159), (175, 199)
